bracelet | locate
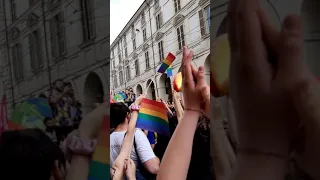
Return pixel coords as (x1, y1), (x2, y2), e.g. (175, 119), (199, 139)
(129, 104), (140, 111)
(237, 148), (288, 160)
(185, 108), (202, 114)
(61, 130), (97, 157)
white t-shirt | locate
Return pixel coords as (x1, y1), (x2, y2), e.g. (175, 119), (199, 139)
(110, 128), (156, 167)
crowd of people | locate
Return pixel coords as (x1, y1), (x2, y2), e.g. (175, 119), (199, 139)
(0, 0), (320, 179)
(117, 88), (137, 107)
(38, 79), (83, 146)
(0, 77), (107, 180)
(110, 1), (320, 179)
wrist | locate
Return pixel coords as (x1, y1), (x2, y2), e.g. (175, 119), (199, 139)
(127, 175), (136, 180)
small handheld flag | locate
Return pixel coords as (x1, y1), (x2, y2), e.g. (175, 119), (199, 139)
(157, 53), (176, 73)
(136, 99), (170, 137)
(88, 115), (110, 180)
(166, 65), (172, 77)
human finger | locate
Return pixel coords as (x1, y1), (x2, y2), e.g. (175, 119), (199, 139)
(181, 46), (189, 77)
(277, 15), (305, 79)
(237, 0), (271, 82)
(196, 66), (206, 87)
(182, 47), (195, 88)
(259, 9), (280, 53)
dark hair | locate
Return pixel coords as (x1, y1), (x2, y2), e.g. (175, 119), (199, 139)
(110, 102), (130, 128)
(0, 129), (62, 180)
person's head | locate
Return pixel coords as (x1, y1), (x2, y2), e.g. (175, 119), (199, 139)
(44, 118), (54, 128)
(0, 129), (62, 180)
(53, 79), (64, 91)
(110, 102), (130, 128)
(125, 89), (129, 94)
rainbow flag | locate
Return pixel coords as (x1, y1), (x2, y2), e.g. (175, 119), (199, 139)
(136, 99), (170, 137)
(88, 115), (110, 180)
(157, 53), (176, 73)
(166, 65), (172, 77)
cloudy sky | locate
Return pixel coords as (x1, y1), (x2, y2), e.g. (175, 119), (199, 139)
(110, 0), (145, 44)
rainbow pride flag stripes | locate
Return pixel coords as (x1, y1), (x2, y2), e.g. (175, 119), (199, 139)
(157, 53), (176, 73)
(88, 115), (110, 180)
(136, 99), (170, 137)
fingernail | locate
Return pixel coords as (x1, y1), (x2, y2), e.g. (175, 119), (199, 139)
(282, 15), (301, 34)
(198, 66), (204, 71)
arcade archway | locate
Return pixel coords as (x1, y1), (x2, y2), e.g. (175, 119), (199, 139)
(146, 79), (156, 100)
(136, 84), (143, 96)
(159, 73), (172, 101)
(83, 72), (104, 114)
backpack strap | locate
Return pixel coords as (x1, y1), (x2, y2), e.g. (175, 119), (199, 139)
(123, 132), (142, 168)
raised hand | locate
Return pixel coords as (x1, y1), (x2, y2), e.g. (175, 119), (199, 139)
(228, 0), (306, 157)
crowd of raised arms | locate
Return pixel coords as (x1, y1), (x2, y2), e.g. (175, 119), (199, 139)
(110, 0), (320, 180)
(0, 0), (319, 180)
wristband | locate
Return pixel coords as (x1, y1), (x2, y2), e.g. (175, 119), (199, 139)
(61, 130), (97, 157)
(185, 108), (202, 114)
(129, 104), (140, 111)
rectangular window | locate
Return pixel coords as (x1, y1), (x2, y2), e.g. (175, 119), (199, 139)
(145, 51), (150, 70)
(10, 0), (16, 21)
(80, 0), (95, 42)
(113, 75), (118, 88)
(112, 59), (115, 68)
(133, 39), (136, 50)
(29, 30), (43, 70)
(158, 41), (164, 61)
(199, 5), (210, 36)
(131, 25), (135, 38)
(143, 28), (147, 41)
(118, 53), (122, 63)
(141, 12), (146, 25)
(123, 35), (127, 46)
(174, 0), (181, 13)
(154, 0), (159, 9)
(119, 71), (123, 84)
(155, 13), (162, 30)
(177, 25), (185, 50)
(50, 12), (65, 59)
(124, 47), (128, 58)
(126, 65), (131, 80)
(12, 44), (23, 80)
(135, 59), (140, 76)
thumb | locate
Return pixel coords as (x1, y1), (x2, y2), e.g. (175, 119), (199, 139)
(277, 15), (305, 78)
(292, 80), (320, 124)
(201, 86), (210, 103)
(196, 66), (206, 86)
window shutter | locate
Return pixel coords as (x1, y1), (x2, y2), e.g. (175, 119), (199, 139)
(177, 28), (181, 50)
(18, 44), (23, 79)
(181, 26), (185, 46)
(50, 19), (56, 58)
(160, 13), (163, 27)
(199, 10), (205, 36)
(29, 35), (34, 70)
(59, 12), (66, 55)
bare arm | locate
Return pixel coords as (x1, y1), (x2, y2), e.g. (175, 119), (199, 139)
(66, 104), (106, 180)
(143, 157), (161, 174)
(157, 110), (200, 180)
(111, 111), (139, 178)
(172, 92), (184, 122)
